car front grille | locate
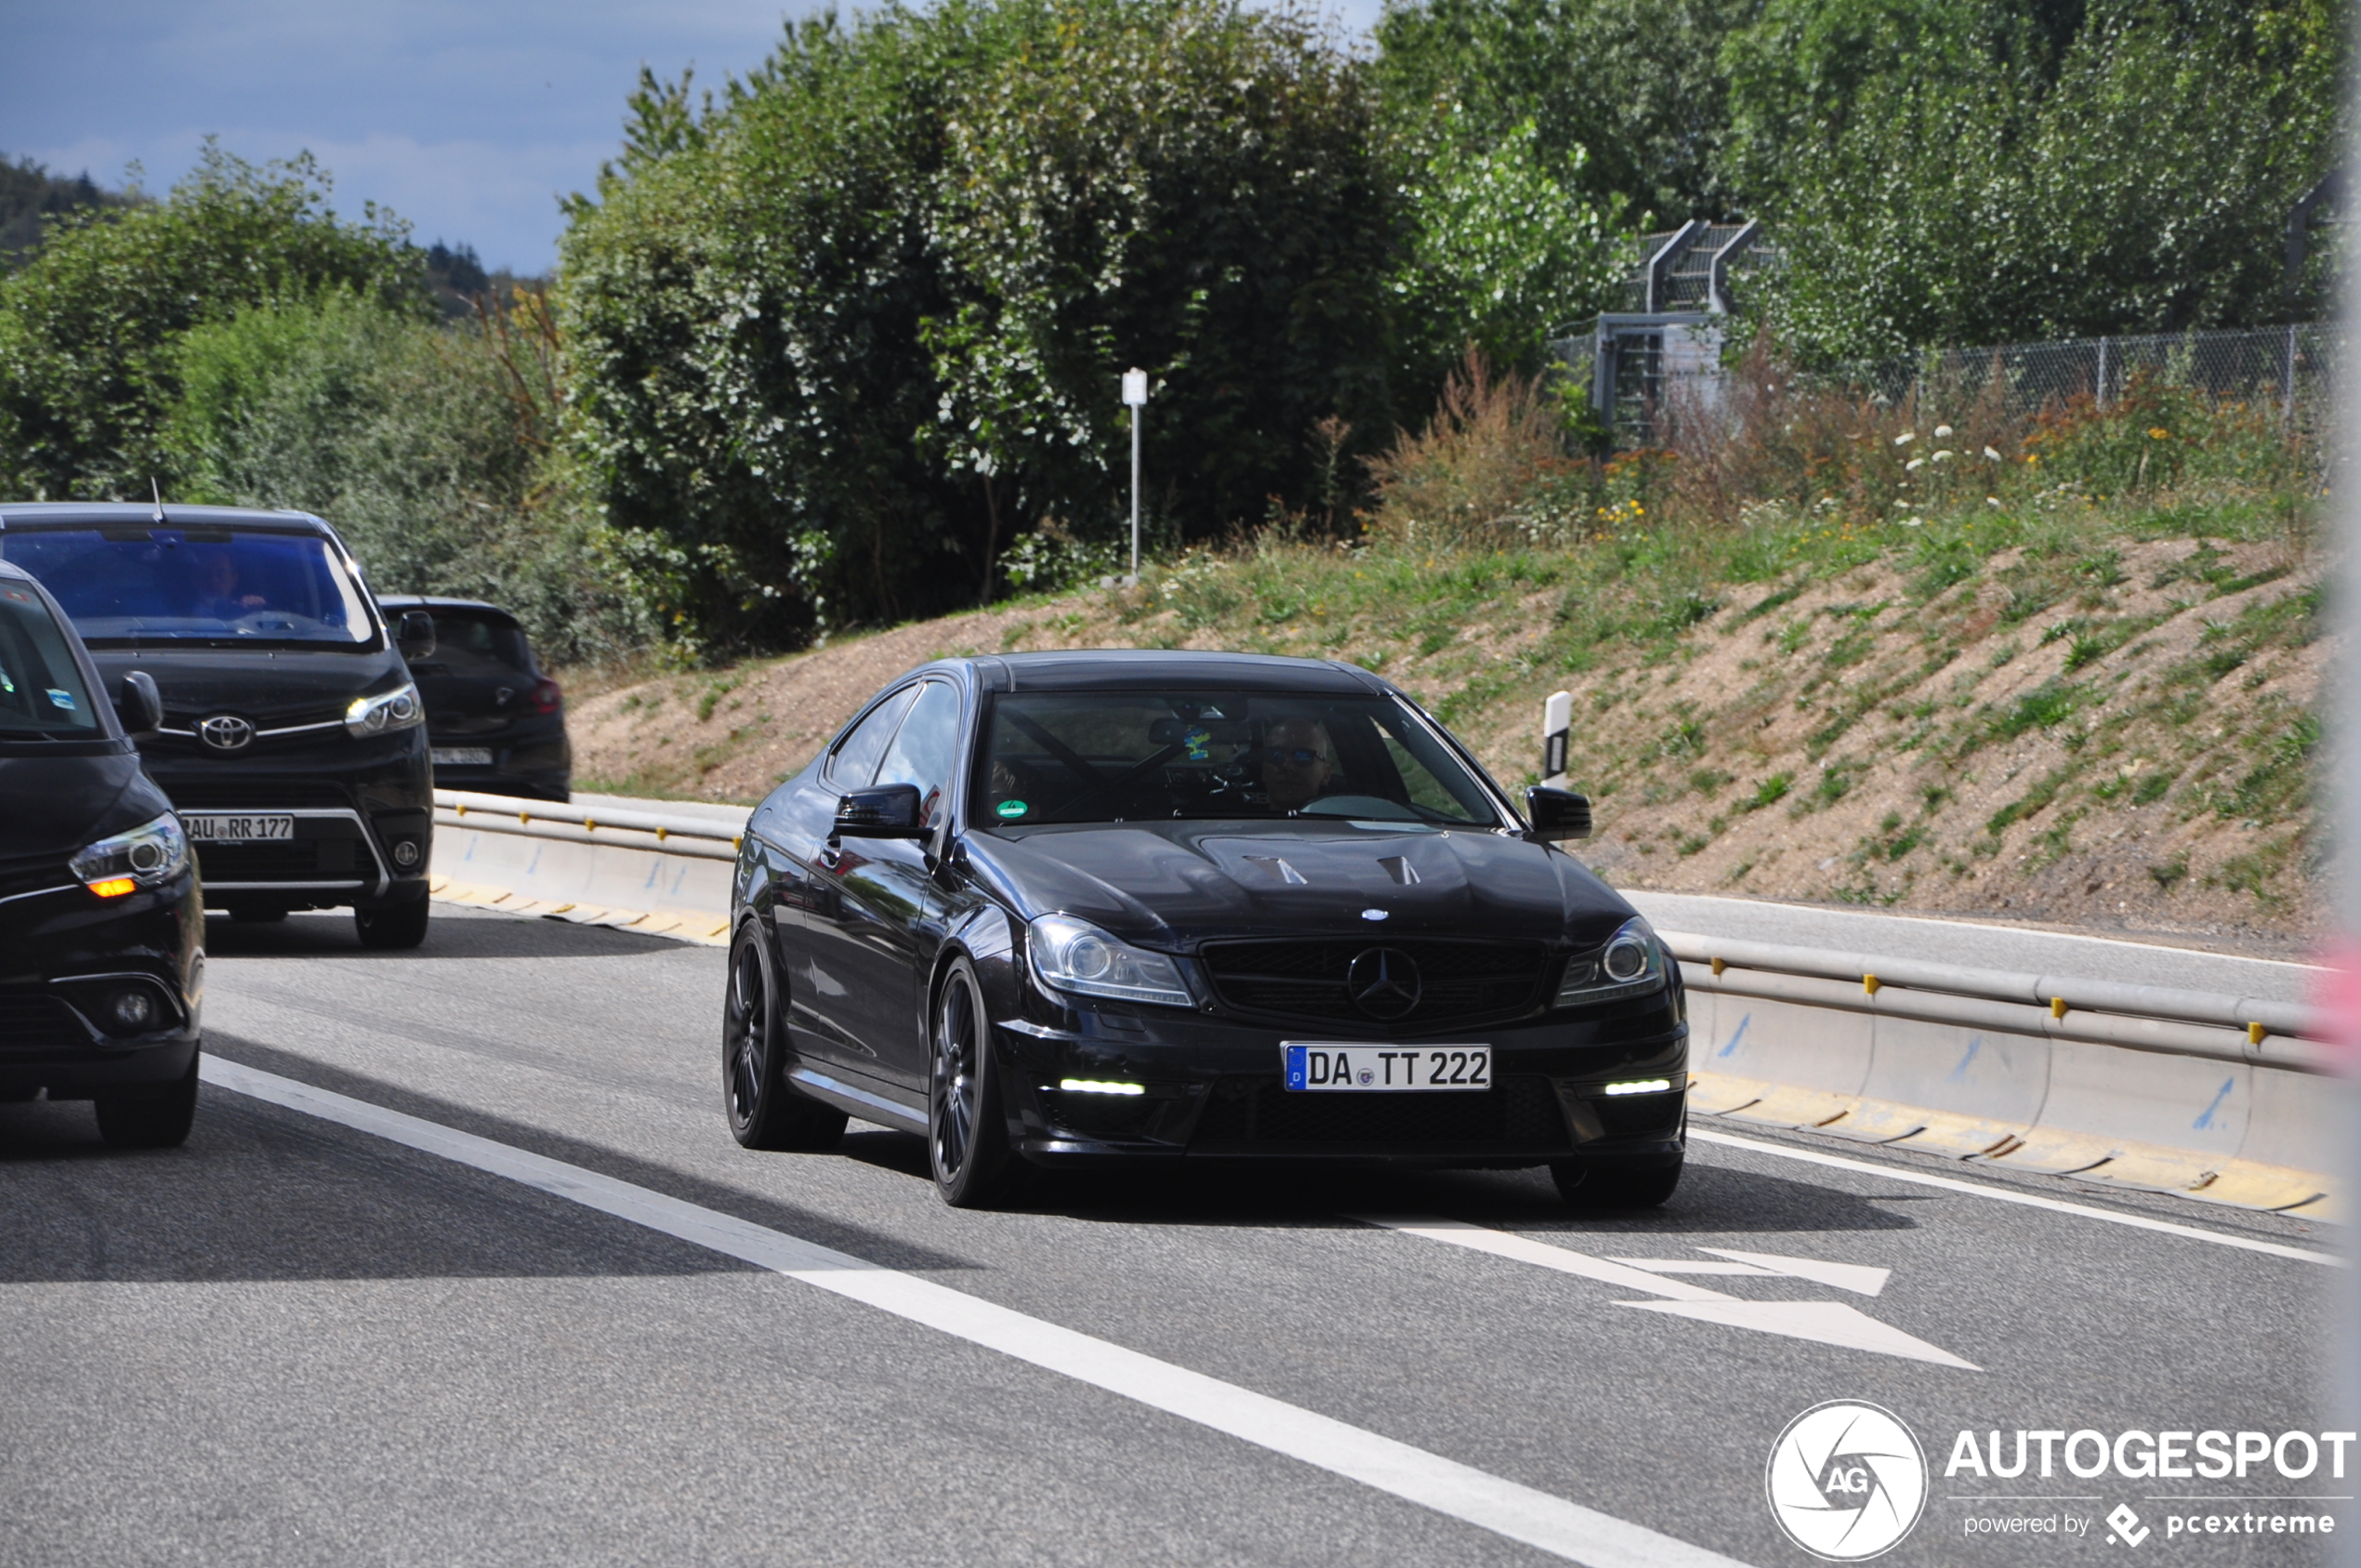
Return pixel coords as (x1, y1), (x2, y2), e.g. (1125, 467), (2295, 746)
(156, 779), (354, 810)
(195, 834), (364, 884)
(1191, 1074), (1568, 1151)
(1196, 938), (1553, 1029)
(0, 990), (86, 1050)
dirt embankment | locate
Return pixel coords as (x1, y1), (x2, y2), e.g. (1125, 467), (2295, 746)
(568, 533), (2324, 948)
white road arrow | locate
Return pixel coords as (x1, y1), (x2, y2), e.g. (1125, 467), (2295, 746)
(1356, 1218), (1977, 1371)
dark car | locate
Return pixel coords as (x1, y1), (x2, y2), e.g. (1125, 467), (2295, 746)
(0, 559), (204, 1147)
(0, 504), (437, 949)
(374, 596), (570, 802)
(723, 651), (1686, 1209)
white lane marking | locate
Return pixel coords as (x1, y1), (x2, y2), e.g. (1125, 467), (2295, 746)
(1696, 1249), (1890, 1298)
(1606, 1259), (1780, 1278)
(1689, 1127), (2341, 1267)
(1358, 1219), (1977, 1370)
(200, 1059), (1751, 1568)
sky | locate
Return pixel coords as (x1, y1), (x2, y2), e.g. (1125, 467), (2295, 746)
(4, 0), (1381, 277)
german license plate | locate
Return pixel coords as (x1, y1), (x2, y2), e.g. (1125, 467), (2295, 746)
(432, 747), (493, 767)
(186, 813), (295, 843)
(1282, 1043), (1491, 1092)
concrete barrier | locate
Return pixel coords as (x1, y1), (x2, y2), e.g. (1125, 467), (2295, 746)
(427, 790), (738, 944)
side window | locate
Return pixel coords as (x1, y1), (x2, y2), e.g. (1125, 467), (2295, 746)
(827, 686), (918, 787)
(875, 680), (963, 825)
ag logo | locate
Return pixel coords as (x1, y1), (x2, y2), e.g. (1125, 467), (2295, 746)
(1766, 1401), (1928, 1561)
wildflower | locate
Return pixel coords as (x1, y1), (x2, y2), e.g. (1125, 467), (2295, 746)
(2026, 454), (2039, 465)
(1905, 457), (1926, 472)
(1986, 496), (2002, 507)
(1893, 431), (1916, 445)
(1983, 446), (2001, 461)
(1901, 517), (1924, 528)
(1933, 424), (1954, 439)
(1932, 450), (1954, 463)
(2147, 428), (2170, 441)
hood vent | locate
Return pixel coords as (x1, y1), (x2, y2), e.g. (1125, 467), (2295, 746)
(1243, 855), (1309, 886)
(1378, 856), (1420, 886)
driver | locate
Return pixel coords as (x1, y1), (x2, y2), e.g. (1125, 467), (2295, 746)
(1260, 716), (1335, 812)
(193, 552), (265, 620)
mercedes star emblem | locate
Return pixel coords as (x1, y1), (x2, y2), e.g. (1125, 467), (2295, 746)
(1347, 946), (1422, 1021)
(197, 715), (256, 753)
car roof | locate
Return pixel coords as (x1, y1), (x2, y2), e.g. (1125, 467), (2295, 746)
(0, 502), (334, 534)
(972, 650), (1386, 694)
(374, 595), (518, 619)
(0, 558), (34, 585)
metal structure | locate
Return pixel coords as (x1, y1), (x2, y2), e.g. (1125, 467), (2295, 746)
(1551, 221), (1770, 447)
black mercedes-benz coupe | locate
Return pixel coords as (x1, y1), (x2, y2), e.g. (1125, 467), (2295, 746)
(0, 504), (437, 948)
(725, 651), (1686, 1209)
(0, 558), (204, 1147)
(375, 595), (571, 802)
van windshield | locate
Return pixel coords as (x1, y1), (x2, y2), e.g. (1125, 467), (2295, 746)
(0, 527), (376, 647)
(0, 579), (102, 741)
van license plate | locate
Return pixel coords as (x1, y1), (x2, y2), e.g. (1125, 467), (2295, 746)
(1282, 1044), (1491, 1091)
(186, 814), (295, 843)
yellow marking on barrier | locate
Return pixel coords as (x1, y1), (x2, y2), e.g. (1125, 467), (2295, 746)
(519, 810), (531, 824)
(1863, 973), (1880, 996)
(584, 819), (596, 833)
(733, 835), (744, 850)
(2249, 1021), (2267, 1046)
(1710, 955), (1725, 976)
(2050, 996), (2067, 1019)
(547, 903), (575, 915)
(455, 802), (467, 817)
(655, 826), (667, 842)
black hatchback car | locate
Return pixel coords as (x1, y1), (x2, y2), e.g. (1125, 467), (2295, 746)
(0, 559), (204, 1147)
(374, 596), (570, 801)
(724, 651), (1686, 1208)
(0, 504), (437, 948)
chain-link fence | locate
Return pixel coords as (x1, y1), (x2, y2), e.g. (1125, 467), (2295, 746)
(1555, 321), (2342, 452)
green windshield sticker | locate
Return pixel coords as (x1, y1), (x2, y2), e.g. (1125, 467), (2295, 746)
(996, 798), (1029, 820)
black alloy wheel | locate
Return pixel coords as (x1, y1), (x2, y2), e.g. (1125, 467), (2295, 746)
(1550, 1157), (1682, 1209)
(723, 924), (846, 1152)
(93, 1050), (200, 1151)
(929, 956), (1019, 1208)
(355, 900), (430, 950)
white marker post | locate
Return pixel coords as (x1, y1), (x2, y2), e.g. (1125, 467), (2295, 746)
(1541, 690), (1573, 788)
(1122, 367), (1149, 584)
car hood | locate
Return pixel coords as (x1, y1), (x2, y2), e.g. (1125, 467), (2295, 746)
(86, 644), (405, 727)
(0, 752), (168, 864)
(967, 818), (1636, 949)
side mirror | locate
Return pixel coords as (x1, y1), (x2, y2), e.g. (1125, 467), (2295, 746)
(396, 610), (437, 662)
(115, 670), (163, 738)
(835, 784), (927, 838)
(1525, 784), (1591, 842)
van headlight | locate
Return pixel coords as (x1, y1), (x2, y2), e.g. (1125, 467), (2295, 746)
(1028, 915), (1194, 1009)
(346, 682), (423, 738)
(1554, 916), (1668, 1008)
(71, 812), (189, 897)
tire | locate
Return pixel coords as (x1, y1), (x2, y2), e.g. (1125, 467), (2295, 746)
(355, 899), (430, 950)
(95, 1050), (200, 1151)
(723, 924), (847, 1152)
(929, 956), (1021, 1208)
(1552, 1157), (1682, 1209)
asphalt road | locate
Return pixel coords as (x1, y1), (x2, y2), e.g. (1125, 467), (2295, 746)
(0, 904), (2341, 1566)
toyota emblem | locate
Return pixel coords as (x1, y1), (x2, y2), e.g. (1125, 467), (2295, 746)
(198, 715), (255, 752)
(1346, 946), (1422, 1020)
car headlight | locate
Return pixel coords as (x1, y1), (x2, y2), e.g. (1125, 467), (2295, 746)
(346, 682), (423, 738)
(1028, 914), (1194, 1009)
(70, 812), (189, 898)
(1554, 916), (1668, 1008)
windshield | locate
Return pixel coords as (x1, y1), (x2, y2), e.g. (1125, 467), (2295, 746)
(0, 580), (102, 741)
(0, 527), (376, 647)
(977, 691), (1502, 827)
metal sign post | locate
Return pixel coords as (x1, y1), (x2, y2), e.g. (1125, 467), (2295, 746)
(1122, 368), (1149, 583)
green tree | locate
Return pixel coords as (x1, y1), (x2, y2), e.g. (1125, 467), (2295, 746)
(0, 142), (420, 500)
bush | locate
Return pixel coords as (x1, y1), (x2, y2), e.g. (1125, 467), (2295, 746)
(1365, 351), (1580, 547)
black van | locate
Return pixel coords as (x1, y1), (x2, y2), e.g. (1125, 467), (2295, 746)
(0, 504), (438, 948)
(0, 557), (205, 1146)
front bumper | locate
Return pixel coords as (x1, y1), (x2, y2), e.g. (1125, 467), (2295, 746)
(993, 991), (1687, 1168)
(0, 870), (204, 1099)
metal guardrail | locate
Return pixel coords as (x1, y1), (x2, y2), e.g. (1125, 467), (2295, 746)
(433, 790), (742, 862)
(1662, 931), (2326, 1074)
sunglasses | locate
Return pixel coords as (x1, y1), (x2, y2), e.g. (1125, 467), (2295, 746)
(1262, 746), (1322, 765)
